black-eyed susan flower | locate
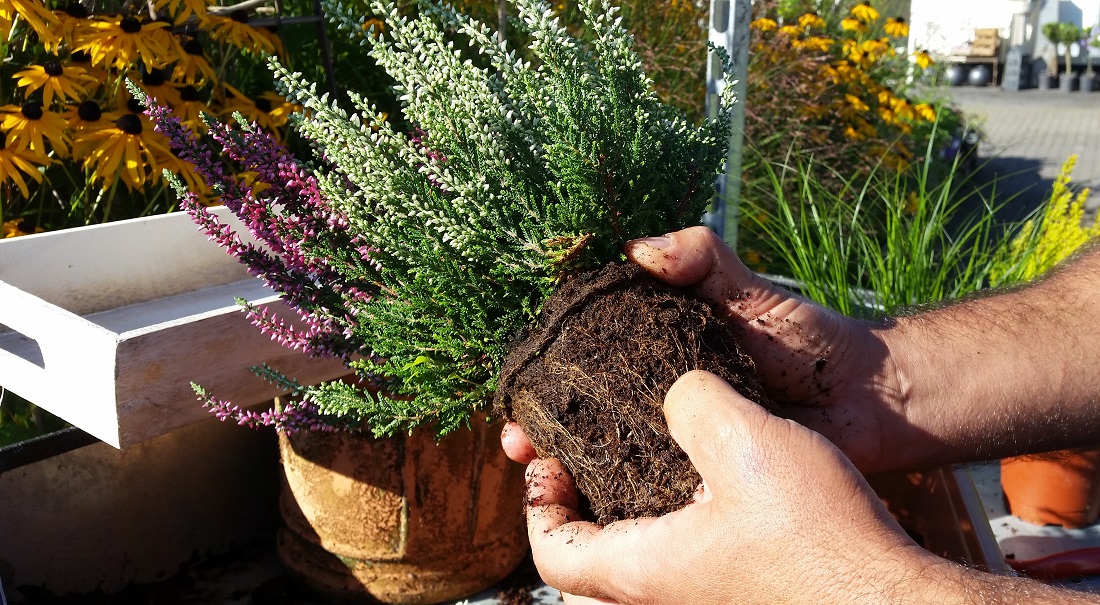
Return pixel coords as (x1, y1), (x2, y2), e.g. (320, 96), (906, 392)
(67, 50), (109, 90)
(213, 83), (254, 118)
(13, 60), (96, 107)
(914, 102), (936, 122)
(75, 112), (170, 191)
(850, 1), (879, 24)
(137, 68), (183, 108)
(154, 0), (211, 25)
(841, 17), (867, 34)
(208, 10), (278, 55)
(884, 16), (908, 38)
(750, 17), (777, 32)
(793, 35), (832, 52)
(778, 24), (801, 37)
(913, 50), (934, 69)
(66, 100), (120, 147)
(797, 12), (825, 30)
(0, 102), (70, 158)
(0, 129), (51, 197)
(173, 37), (218, 84)
(844, 93), (869, 113)
(232, 91), (298, 135)
(174, 85), (209, 132)
(55, 1), (95, 42)
(0, 0), (61, 49)
(75, 15), (173, 71)
(2, 218), (44, 238)
(155, 147), (212, 199)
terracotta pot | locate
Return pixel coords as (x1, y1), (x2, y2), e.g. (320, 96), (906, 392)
(1001, 449), (1100, 529)
(277, 418), (528, 604)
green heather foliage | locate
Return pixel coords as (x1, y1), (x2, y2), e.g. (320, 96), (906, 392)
(226, 0), (735, 436)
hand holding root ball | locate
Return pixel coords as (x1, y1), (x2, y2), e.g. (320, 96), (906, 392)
(504, 227), (1100, 604)
(511, 370), (938, 605)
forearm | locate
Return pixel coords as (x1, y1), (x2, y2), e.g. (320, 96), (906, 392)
(879, 246), (1100, 469)
(904, 555), (1100, 605)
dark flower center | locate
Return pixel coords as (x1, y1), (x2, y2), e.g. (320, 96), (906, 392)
(116, 114), (143, 135)
(21, 103), (43, 120)
(180, 85), (200, 102)
(70, 50), (91, 64)
(142, 68), (166, 86)
(254, 97), (272, 112)
(895, 17), (906, 24)
(230, 9), (249, 23)
(78, 101), (102, 121)
(44, 61), (64, 76)
(65, 1), (88, 18)
(0, 131), (6, 149)
(182, 38), (204, 56)
(120, 16), (142, 33)
(127, 98), (145, 114)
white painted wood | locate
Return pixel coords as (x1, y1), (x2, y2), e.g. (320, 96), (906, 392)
(0, 209), (347, 448)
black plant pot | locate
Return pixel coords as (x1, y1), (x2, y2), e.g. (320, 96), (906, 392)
(1059, 73), (1078, 93)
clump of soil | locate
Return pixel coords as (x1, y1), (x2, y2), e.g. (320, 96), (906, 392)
(497, 262), (773, 524)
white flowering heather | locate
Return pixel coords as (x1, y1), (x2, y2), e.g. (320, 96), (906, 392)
(163, 0), (736, 437)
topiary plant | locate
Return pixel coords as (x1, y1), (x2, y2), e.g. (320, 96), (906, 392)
(146, 0), (764, 524)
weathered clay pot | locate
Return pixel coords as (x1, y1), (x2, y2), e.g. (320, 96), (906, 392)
(277, 417), (528, 604)
(1001, 449), (1100, 529)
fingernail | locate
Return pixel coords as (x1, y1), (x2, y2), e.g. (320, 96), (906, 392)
(633, 236), (671, 249)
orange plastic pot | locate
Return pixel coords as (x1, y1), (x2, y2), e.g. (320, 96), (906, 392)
(277, 417), (528, 604)
(1000, 449), (1100, 529)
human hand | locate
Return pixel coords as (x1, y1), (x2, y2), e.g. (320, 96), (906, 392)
(623, 226), (914, 474)
(520, 370), (944, 605)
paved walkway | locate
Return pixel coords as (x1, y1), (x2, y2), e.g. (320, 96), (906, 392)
(945, 86), (1100, 220)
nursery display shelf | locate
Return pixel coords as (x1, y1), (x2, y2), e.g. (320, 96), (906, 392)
(964, 462), (1100, 594)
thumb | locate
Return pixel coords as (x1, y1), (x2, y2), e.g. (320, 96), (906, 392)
(663, 370), (776, 499)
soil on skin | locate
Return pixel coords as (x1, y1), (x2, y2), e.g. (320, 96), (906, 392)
(497, 262), (773, 524)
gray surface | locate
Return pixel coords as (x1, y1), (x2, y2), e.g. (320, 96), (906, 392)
(945, 86), (1100, 222)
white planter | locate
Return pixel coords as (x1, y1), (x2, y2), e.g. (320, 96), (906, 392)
(0, 208), (346, 448)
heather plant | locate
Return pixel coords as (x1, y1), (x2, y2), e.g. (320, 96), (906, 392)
(148, 0), (736, 436)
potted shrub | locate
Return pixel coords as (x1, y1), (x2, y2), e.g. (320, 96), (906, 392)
(1084, 30), (1100, 92)
(1041, 21), (1086, 92)
(143, 0), (748, 597)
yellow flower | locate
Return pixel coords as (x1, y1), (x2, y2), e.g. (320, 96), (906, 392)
(173, 37), (218, 84)
(845, 93), (869, 113)
(174, 85), (210, 132)
(903, 191), (920, 215)
(66, 100), (121, 153)
(75, 112), (171, 191)
(154, 0), (211, 25)
(209, 10), (279, 55)
(841, 17), (867, 34)
(0, 130), (49, 198)
(137, 68), (183, 108)
(884, 16), (908, 38)
(794, 35), (833, 52)
(914, 103), (936, 122)
(889, 96), (914, 121)
(2, 218), (44, 238)
(850, 2), (879, 23)
(233, 91), (299, 135)
(55, 1), (96, 44)
(797, 12), (825, 30)
(0, 102), (70, 158)
(13, 61), (96, 107)
(156, 148), (212, 200)
(750, 17), (778, 32)
(778, 24), (802, 37)
(68, 50), (109, 91)
(213, 83), (255, 119)
(843, 125), (863, 141)
(0, 0), (61, 49)
(913, 50), (934, 69)
(362, 17), (385, 37)
(75, 16), (173, 71)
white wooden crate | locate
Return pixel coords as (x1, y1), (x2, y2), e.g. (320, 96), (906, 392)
(0, 208), (346, 448)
